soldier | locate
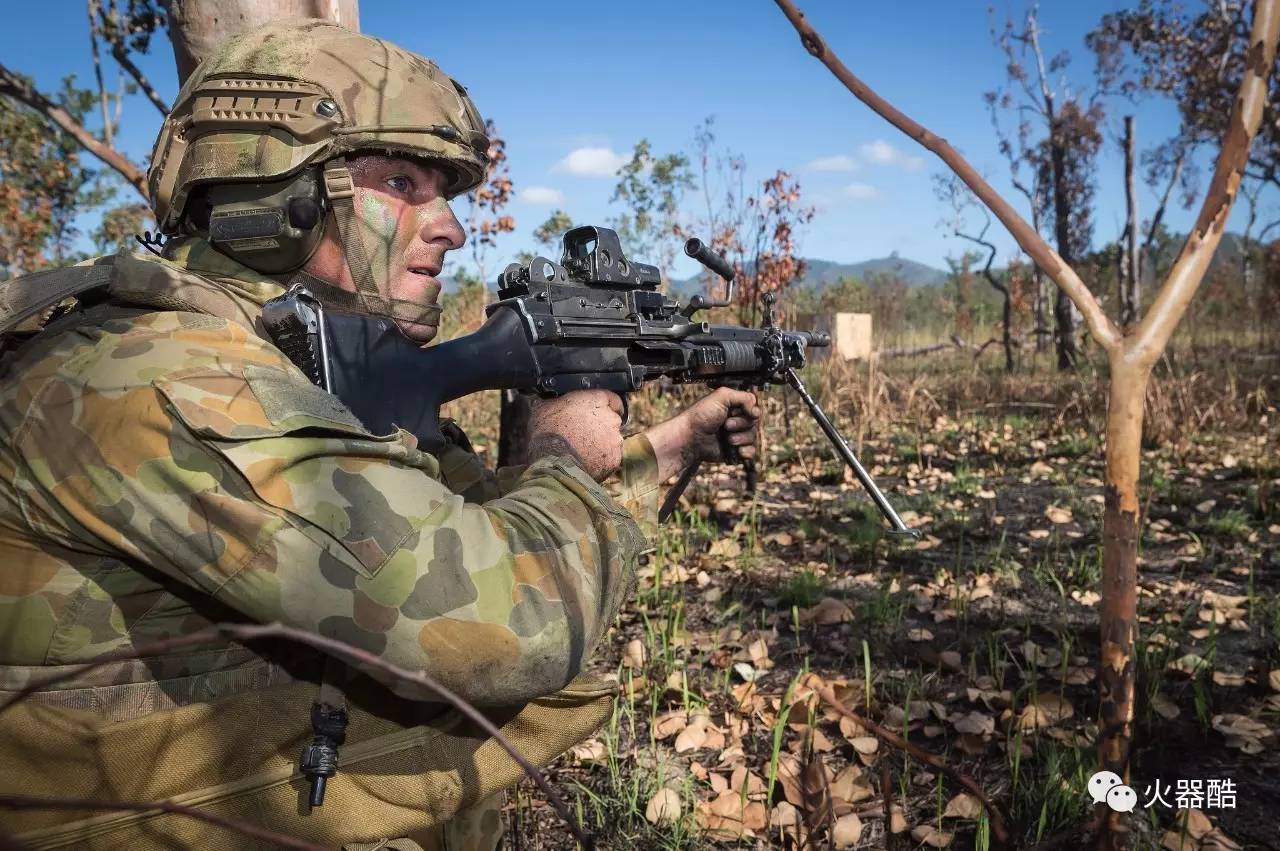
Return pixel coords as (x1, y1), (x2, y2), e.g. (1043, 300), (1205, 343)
(0, 20), (759, 850)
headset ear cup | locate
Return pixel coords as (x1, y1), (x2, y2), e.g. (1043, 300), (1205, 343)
(197, 169), (329, 274)
(288, 197), (321, 230)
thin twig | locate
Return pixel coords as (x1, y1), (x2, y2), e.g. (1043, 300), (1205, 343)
(0, 622), (594, 850)
(108, 43), (169, 114)
(1143, 146), (1187, 262)
(0, 795), (324, 851)
(87, 0), (112, 146)
(814, 686), (1010, 846)
(880, 756), (895, 850)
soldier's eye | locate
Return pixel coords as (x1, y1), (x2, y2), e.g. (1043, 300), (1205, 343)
(385, 175), (414, 195)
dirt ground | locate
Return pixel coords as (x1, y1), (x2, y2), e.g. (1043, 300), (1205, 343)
(498, 354), (1280, 850)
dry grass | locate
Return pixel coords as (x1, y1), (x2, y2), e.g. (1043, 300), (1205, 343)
(470, 340), (1279, 850)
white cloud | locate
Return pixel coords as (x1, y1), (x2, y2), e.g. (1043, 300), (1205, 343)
(845, 182), (881, 201)
(552, 147), (629, 177)
(806, 154), (859, 172)
(519, 186), (566, 205)
(859, 139), (925, 171)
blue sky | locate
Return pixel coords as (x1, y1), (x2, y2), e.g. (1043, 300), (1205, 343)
(5, 0), (1269, 282)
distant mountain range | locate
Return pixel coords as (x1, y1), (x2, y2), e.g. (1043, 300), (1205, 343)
(669, 252), (949, 297)
(666, 230), (1267, 297)
(446, 230), (1263, 297)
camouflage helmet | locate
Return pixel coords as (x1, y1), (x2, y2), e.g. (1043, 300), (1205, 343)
(148, 19), (490, 234)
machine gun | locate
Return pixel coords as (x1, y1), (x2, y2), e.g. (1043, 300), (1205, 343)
(263, 225), (917, 536)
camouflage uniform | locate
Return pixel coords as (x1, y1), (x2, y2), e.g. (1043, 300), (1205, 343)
(0, 238), (660, 848)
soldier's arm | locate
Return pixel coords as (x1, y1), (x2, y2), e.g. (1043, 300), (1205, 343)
(16, 320), (660, 705)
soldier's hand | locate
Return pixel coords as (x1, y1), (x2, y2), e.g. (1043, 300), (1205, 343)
(644, 388), (762, 482)
(527, 390), (625, 482)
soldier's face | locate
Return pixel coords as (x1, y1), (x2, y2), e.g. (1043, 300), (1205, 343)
(303, 154), (465, 343)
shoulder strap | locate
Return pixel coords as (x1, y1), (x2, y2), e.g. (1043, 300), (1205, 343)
(0, 262), (115, 335)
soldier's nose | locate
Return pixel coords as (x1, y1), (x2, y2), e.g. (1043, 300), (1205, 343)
(419, 200), (464, 252)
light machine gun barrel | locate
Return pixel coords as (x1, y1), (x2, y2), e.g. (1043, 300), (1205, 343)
(263, 225), (918, 537)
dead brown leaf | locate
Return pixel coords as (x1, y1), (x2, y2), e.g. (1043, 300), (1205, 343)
(696, 789), (767, 838)
(849, 736), (879, 756)
(645, 788), (681, 825)
(830, 765), (874, 804)
(569, 737), (607, 763)
(912, 824), (955, 847)
(1045, 505), (1073, 524)
(953, 711), (995, 736)
(623, 638), (647, 668)
(1018, 693), (1074, 730)
(801, 596), (855, 625)
(653, 710), (688, 740)
(942, 792), (983, 820)
(831, 813), (864, 847)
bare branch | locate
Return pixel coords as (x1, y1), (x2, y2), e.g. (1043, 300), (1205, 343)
(108, 43), (169, 115)
(87, 0), (112, 146)
(0, 621), (594, 850)
(1143, 145), (1186, 260)
(0, 63), (148, 201)
(956, 220), (1008, 296)
(0, 795), (325, 851)
(1024, 8), (1059, 123)
(771, 0), (1122, 352)
(97, 3), (168, 115)
(1129, 0), (1280, 367)
(878, 341), (956, 358)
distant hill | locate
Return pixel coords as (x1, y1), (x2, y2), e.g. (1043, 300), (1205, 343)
(445, 230), (1265, 298)
(669, 252), (948, 297)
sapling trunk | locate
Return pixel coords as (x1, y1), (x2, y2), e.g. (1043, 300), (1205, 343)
(1097, 357), (1150, 848)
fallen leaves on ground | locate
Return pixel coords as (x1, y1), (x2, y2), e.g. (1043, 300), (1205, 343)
(1017, 693), (1075, 730)
(645, 788), (682, 825)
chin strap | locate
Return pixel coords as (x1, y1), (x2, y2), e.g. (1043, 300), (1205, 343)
(322, 158), (383, 316)
(286, 269), (442, 330)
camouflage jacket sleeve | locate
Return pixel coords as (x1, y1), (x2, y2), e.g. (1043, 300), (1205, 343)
(14, 312), (658, 705)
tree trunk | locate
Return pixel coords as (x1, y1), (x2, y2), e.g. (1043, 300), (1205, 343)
(1029, 205), (1050, 354)
(1122, 117), (1141, 326)
(1097, 356), (1148, 848)
(167, 0), (361, 84)
(1001, 288), (1014, 371)
(1050, 136), (1079, 369)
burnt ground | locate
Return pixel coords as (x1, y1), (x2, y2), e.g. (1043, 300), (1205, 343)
(498, 377), (1280, 851)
